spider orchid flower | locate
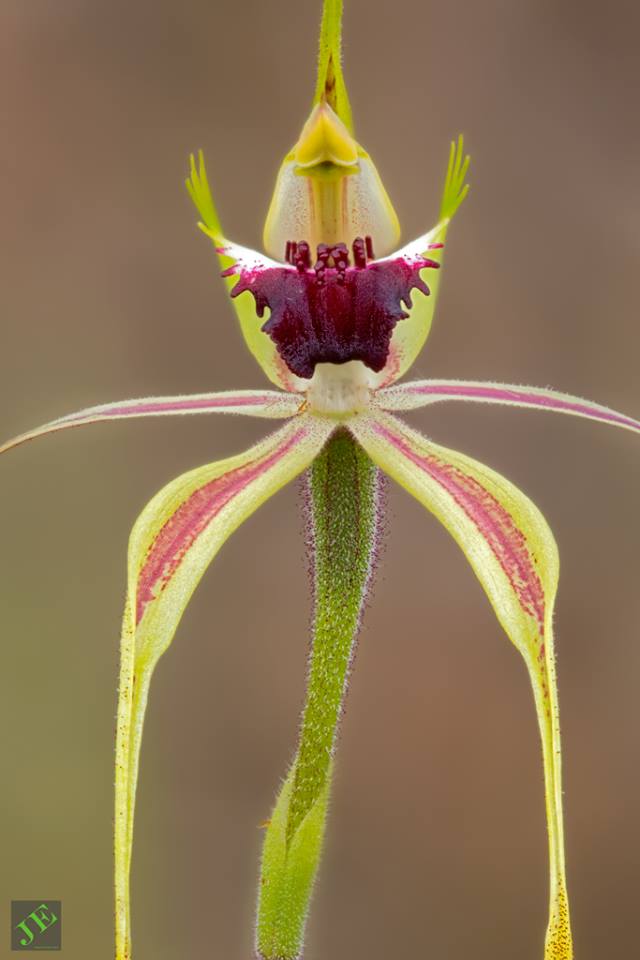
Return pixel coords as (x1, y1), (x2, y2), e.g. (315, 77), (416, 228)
(3, 2), (640, 959)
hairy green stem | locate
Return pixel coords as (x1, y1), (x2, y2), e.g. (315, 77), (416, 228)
(256, 429), (379, 960)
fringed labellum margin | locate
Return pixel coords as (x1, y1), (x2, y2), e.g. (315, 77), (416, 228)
(226, 236), (441, 380)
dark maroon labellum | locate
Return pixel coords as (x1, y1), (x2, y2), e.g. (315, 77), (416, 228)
(228, 237), (440, 380)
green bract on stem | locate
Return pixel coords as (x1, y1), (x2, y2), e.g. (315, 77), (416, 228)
(256, 430), (379, 960)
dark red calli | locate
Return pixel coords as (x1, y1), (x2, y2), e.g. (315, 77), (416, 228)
(226, 237), (440, 379)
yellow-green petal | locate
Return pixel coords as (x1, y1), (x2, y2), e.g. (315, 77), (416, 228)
(114, 416), (333, 960)
(376, 377), (640, 438)
(186, 151), (299, 390)
(369, 137), (470, 388)
(0, 390), (302, 455)
(350, 412), (573, 960)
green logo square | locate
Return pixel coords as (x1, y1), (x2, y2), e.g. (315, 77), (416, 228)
(11, 902), (61, 951)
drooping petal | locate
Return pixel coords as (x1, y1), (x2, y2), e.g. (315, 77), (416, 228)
(114, 416), (333, 960)
(376, 377), (640, 435)
(350, 412), (573, 960)
(187, 152), (301, 391)
(0, 390), (303, 455)
(368, 136), (470, 389)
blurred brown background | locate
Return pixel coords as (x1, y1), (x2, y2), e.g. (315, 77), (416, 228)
(1, 1), (639, 958)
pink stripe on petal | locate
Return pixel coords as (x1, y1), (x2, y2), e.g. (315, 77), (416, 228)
(135, 427), (308, 624)
(0, 392), (300, 456)
(374, 421), (546, 632)
(61, 394), (281, 422)
(400, 382), (640, 433)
